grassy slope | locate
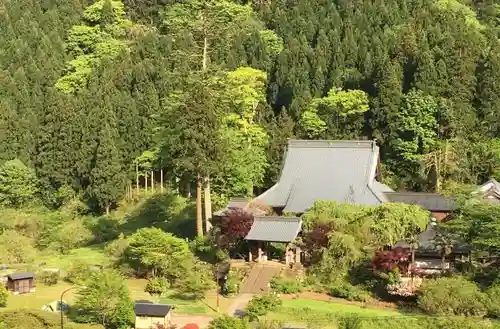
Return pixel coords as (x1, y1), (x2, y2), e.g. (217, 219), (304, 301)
(4, 279), (232, 315)
(263, 298), (401, 328)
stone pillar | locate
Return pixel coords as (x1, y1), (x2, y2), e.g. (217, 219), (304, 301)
(295, 246), (301, 264)
(258, 241), (262, 262)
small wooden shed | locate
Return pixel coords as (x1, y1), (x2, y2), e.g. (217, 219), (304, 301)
(7, 272), (36, 294)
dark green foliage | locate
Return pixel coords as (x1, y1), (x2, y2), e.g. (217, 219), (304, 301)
(417, 276), (487, 316)
(245, 294), (282, 321)
(2, 0), (500, 211)
(329, 283), (370, 302)
(0, 309), (104, 329)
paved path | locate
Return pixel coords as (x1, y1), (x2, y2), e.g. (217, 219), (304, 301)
(227, 293), (253, 318)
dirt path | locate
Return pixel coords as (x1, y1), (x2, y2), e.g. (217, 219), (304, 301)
(227, 293), (253, 318)
(171, 314), (214, 328)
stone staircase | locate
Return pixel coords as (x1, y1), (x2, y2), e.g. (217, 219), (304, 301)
(240, 263), (283, 293)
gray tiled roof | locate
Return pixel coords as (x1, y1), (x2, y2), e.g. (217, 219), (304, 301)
(256, 140), (391, 213)
(245, 216), (302, 242)
(134, 303), (173, 316)
(7, 272), (35, 280)
(394, 226), (469, 254)
(384, 192), (455, 211)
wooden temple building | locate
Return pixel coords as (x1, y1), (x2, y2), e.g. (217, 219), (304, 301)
(214, 139), (498, 272)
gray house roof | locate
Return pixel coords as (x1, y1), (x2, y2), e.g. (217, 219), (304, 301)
(245, 216), (302, 242)
(7, 272), (35, 280)
(394, 225), (469, 254)
(134, 303), (173, 317)
(384, 192), (455, 211)
(256, 140), (392, 213)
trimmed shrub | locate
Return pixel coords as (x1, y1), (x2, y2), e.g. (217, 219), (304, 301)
(38, 271), (59, 286)
(330, 283), (370, 302)
(208, 315), (250, 329)
(245, 294), (282, 321)
(417, 276), (486, 316)
(145, 277), (169, 296)
(270, 277), (303, 294)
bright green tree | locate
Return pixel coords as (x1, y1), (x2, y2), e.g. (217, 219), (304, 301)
(73, 270), (134, 329)
(214, 67), (269, 196)
(126, 227), (193, 280)
(300, 87), (369, 139)
(0, 159), (39, 208)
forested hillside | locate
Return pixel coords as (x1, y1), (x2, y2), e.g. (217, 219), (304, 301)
(2, 0), (500, 213)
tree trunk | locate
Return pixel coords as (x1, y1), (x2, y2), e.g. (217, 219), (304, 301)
(201, 37), (213, 233)
(151, 170), (154, 193)
(441, 253), (446, 272)
(160, 169), (164, 193)
(204, 176), (212, 233)
(136, 162), (139, 196)
(196, 174), (204, 237)
(411, 247), (416, 275)
(105, 204), (110, 215)
(203, 37), (208, 71)
(145, 171), (148, 192)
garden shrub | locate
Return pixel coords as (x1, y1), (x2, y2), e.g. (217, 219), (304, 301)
(486, 281), (500, 317)
(337, 315), (494, 329)
(207, 315), (250, 329)
(0, 284), (8, 307)
(330, 283), (370, 302)
(245, 294), (282, 321)
(65, 262), (92, 284)
(270, 277), (303, 294)
(0, 309), (104, 329)
(38, 271), (59, 286)
(223, 266), (249, 296)
(145, 277), (169, 296)
(417, 276), (487, 316)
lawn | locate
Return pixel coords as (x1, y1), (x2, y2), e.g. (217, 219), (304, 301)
(4, 278), (232, 316)
(262, 298), (402, 328)
(36, 245), (111, 270)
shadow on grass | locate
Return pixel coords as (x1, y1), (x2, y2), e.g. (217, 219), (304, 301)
(88, 192), (197, 243)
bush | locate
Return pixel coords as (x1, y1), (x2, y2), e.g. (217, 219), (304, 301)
(38, 271), (59, 286)
(175, 261), (216, 299)
(0, 284), (8, 307)
(223, 266), (248, 296)
(66, 262), (92, 284)
(330, 283), (370, 302)
(0, 309), (104, 329)
(270, 277), (303, 294)
(418, 276), (486, 316)
(145, 277), (170, 296)
(486, 281), (500, 317)
(208, 315), (250, 329)
(245, 294), (282, 321)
